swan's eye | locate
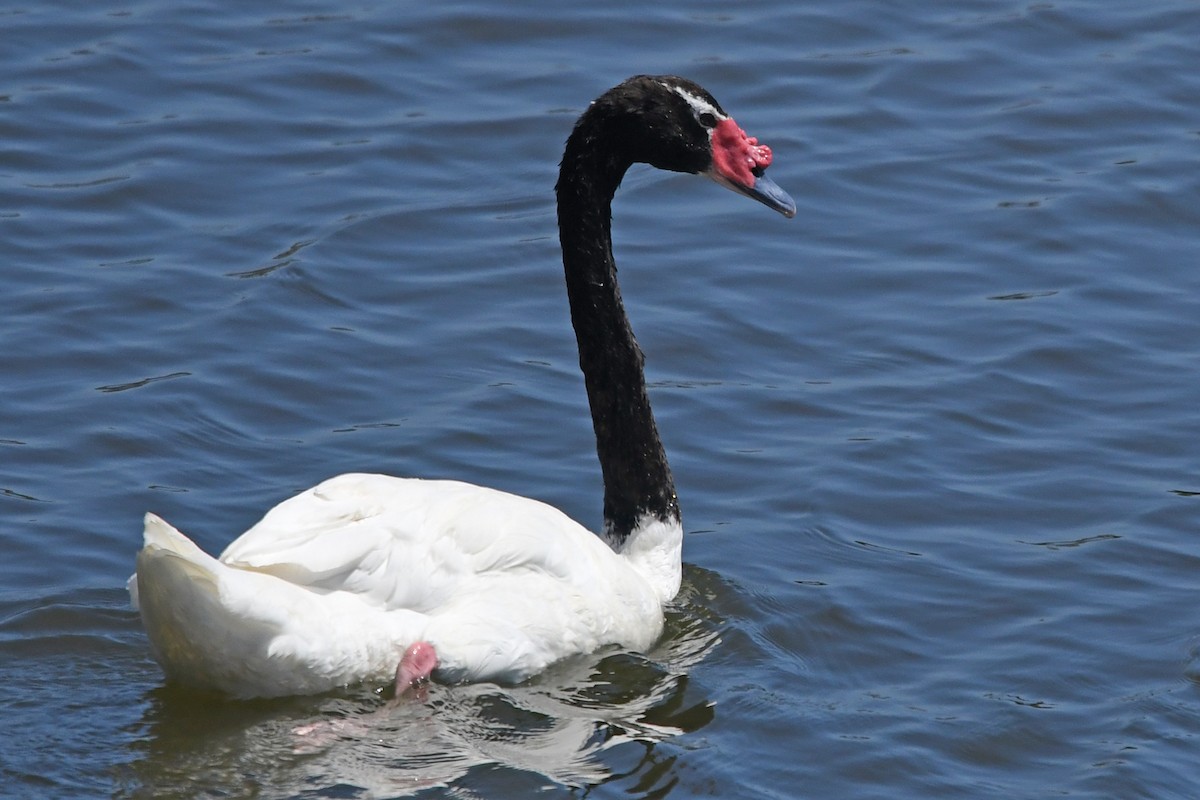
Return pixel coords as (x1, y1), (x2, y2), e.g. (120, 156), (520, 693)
(698, 112), (717, 129)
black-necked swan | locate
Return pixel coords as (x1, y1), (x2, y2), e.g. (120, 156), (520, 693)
(130, 74), (795, 699)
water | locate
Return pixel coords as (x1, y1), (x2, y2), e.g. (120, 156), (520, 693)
(2, 0), (1199, 797)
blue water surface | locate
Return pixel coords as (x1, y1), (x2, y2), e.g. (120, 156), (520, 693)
(1, 1), (1198, 797)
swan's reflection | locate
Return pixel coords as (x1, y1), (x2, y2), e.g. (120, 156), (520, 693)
(121, 567), (722, 798)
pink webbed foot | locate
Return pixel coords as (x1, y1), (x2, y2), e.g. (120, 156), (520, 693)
(395, 640), (438, 698)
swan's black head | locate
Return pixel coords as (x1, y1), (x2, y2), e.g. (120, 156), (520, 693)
(565, 74), (796, 218)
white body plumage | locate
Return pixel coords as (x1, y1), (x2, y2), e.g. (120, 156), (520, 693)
(132, 473), (680, 698)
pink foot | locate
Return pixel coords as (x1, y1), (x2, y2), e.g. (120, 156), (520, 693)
(395, 640), (438, 697)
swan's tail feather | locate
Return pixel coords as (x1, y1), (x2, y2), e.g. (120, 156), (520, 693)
(132, 514), (406, 697)
(142, 512), (213, 561)
(133, 514), (284, 696)
(128, 514), (196, 611)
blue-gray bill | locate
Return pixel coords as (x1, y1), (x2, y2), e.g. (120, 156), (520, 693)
(708, 169), (797, 219)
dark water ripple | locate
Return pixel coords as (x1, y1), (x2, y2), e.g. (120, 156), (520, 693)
(2, 0), (1199, 798)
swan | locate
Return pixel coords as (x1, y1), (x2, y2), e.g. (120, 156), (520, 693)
(131, 74), (795, 698)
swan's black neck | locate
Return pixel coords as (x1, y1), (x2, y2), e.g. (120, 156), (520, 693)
(556, 99), (681, 546)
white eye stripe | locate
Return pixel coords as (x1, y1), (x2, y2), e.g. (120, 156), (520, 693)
(661, 82), (728, 126)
